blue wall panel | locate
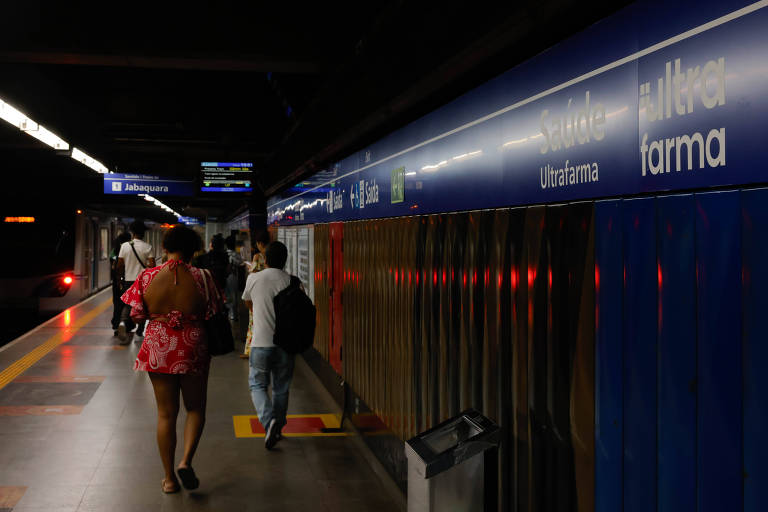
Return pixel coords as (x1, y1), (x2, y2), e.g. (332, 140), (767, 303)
(656, 195), (696, 512)
(622, 197), (657, 512)
(695, 191), (742, 512)
(741, 188), (768, 512)
(594, 200), (623, 512)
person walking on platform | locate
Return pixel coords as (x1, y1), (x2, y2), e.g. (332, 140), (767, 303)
(193, 234), (230, 292)
(110, 231), (132, 335)
(121, 225), (224, 494)
(225, 234), (245, 321)
(240, 230), (270, 359)
(242, 241), (295, 450)
(117, 220), (155, 344)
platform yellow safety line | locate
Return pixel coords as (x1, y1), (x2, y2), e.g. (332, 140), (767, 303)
(0, 297), (112, 391)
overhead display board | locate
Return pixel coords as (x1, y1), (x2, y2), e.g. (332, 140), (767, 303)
(104, 173), (195, 196)
(268, 0), (768, 225)
(200, 162), (253, 193)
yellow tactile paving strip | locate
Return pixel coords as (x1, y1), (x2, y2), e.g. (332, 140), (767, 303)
(232, 413), (351, 438)
(0, 405), (84, 416)
(0, 486), (26, 507)
(0, 297), (112, 391)
(13, 375), (105, 383)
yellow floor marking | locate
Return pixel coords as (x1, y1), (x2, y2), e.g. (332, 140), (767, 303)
(0, 486), (27, 507)
(0, 298), (112, 391)
(233, 413), (352, 438)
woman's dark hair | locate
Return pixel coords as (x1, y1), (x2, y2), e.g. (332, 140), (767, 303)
(225, 234), (236, 251)
(163, 225), (202, 262)
(265, 241), (288, 269)
(254, 230), (270, 246)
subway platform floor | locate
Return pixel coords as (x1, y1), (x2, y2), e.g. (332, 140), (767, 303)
(0, 289), (403, 512)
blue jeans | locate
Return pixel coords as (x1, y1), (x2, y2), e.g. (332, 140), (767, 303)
(248, 346), (295, 431)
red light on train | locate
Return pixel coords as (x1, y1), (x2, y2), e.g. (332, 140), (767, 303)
(63, 275), (74, 285)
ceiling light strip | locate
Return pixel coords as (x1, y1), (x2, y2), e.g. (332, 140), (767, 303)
(71, 147), (108, 174)
(0, 96), (116, 174)
(140, 194), (182, 219)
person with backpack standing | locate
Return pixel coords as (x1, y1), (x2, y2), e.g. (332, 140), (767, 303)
(117, 220), (155, 344)
(241, 241), (313, 450)
(110, 231), (132, 335)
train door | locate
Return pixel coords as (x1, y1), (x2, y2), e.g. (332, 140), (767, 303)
(82, 218), (95, 293)
(329, 222), (343, 374)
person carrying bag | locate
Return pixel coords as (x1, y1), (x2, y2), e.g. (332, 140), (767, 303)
(201, 268), (235, 356)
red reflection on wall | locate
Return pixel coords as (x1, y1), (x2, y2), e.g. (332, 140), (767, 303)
(595, 265), (601, 291)
(64, 309), (71, 327)
(657, 262), (663, 289)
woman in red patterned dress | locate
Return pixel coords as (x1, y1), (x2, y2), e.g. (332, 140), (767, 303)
(121, 225), (223, 493)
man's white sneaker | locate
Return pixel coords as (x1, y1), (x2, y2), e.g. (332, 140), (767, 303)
(265, 419), (278, 450)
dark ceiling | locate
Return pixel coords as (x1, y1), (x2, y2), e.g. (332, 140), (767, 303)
(0, 1), (631, 224)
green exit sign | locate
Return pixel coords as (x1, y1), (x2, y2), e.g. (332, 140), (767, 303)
(391, 166), (405, 203)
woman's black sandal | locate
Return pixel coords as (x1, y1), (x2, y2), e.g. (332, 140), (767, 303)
(177, 466), (199, 490)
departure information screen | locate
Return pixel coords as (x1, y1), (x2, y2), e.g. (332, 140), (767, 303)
(200, 162), (253, 192)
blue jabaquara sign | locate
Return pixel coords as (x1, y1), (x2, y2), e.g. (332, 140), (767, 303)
(104, 173), (196, 197)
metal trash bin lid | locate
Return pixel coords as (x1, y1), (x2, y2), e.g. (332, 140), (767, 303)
(405, 408), (500, 479)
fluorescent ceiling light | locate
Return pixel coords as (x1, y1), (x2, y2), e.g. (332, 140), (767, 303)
(71, 147), (108, 174)
(23, 125), (69, 150)
(0, 100), (36, 130)
(141, 194), (182, 218)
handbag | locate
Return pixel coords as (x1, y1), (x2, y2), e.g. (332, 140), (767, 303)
(201, 269), (234, 356)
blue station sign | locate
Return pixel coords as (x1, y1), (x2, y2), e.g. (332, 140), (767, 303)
(104, 173), (196, 197)
(178, 216), (203, 225)
(268, 0), (768, 225)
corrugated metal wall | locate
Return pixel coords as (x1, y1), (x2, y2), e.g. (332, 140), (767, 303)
(309, 188), (768, 512)
(313, 224), (330, 361)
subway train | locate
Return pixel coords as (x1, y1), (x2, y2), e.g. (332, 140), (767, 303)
(268, 0), (768, 510)
(0, 209), (165, 344)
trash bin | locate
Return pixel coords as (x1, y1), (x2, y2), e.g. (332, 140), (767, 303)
(405, 408), (500, 512)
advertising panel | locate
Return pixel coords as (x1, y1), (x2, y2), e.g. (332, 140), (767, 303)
(268, 0), (768, 225)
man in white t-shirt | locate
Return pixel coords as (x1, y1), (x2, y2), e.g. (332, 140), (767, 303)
(117, 220), (155, 344)
(241, 241), (294, 450)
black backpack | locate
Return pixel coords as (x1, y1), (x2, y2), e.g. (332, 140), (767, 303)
(273, 276), (316, 354)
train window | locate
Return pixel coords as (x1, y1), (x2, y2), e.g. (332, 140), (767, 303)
(99, 228), (109, 260)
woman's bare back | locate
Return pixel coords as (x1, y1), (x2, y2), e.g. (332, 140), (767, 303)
(143, 264), (205, 317)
